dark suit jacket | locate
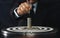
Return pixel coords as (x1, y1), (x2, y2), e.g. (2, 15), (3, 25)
(9, 0), (53, 27)
(0, 0), (58, 29)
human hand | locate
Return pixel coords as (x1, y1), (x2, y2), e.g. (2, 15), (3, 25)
(17, 2), (31, 15)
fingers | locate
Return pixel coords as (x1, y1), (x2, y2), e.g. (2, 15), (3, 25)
(17, 7), (24, 15)
(17, 2), (31, 15)
(21, 2), (31, 9)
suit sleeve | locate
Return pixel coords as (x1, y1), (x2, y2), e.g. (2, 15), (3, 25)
(9, 0), (24, 19)
(8, 1), (29, 25)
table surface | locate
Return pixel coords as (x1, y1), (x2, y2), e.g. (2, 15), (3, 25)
(0, 34), (59, 38)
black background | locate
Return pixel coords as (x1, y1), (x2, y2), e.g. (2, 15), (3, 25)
(0, 0), (60, 38)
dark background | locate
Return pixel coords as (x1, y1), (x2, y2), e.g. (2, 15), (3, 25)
(0, 0), (60, 38)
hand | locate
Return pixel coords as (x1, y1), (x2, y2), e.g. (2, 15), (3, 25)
(17, 2), (31, 15)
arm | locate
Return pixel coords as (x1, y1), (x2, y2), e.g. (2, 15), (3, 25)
(10, 2), (31, 19)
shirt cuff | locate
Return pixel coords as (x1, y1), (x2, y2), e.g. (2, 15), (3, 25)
(14, 8), (20, 18)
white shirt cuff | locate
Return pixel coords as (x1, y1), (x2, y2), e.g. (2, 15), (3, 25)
(14, 8), (20, 18)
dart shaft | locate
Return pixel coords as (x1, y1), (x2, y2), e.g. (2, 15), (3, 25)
(27, 18), (32, 29)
